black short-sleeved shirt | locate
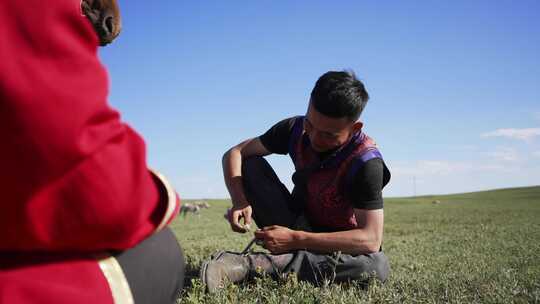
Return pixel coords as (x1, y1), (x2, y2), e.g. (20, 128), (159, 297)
(259, 116), (390, 210)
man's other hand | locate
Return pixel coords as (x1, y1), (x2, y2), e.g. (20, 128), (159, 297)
(254, 225), (298, 254)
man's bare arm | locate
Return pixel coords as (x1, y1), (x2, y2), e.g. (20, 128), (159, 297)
(222, 138), (271, 232)
(256, 209), (384, 255)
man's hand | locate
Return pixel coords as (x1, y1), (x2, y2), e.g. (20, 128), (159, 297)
(222, 137), (271, 234)
(227, 203), (253, 233)
(254, 225), (299, 254)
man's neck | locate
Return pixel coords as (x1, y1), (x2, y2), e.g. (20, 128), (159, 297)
(317, 148), (338, 161)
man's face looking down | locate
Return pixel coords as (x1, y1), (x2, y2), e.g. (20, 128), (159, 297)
(304, 103), (363, 153)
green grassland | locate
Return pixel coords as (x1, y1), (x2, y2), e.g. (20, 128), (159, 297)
(171, 186), (540, 303)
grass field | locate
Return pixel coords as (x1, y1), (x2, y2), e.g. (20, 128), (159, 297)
(171, 186), (540, 303)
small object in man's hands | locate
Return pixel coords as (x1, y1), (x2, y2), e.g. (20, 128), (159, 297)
(224, 208), (251, 232)
(241, 238), (257, 254)
(254, 229), (264, 245)
(241, 236), (264, 254)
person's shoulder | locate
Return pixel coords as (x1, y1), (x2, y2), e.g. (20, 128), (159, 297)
(346, 157), (389, 210)
(362, 157), (385, 172)
(268, 116), (304, 137)
(259, 116), (302, 155)
(348, 158), (384, 184)
(275, 115), (303, 128)
(355, 158), (390, 185)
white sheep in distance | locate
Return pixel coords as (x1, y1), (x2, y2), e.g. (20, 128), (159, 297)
(180, 203), (200, 218)
(180, 201), (210, 218)
(194, 201), (210, 209)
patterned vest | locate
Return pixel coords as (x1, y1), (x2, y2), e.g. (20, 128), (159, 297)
(288, 116), (383, 232)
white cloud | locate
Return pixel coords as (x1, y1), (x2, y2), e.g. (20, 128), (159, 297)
(392, 160), (473, 177)
(486, 147), (519, 162)
(475, 164), (507, 171)
(452, 145), (479, 152)
(391, 157), (519, 180)
(416, 160), (471, 175)
(386, 147), (540, 197)
(481, 128), (540, 142)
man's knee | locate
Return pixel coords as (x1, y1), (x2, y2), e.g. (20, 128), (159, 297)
(241, 156), (295, 228)
(242, 156), (281, 192)
(369, 251), (390, 282)
(242, 156), (270, 178)
(335, 251), (390, 283)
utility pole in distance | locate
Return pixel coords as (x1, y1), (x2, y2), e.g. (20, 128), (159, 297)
(413, 175), (417, 198)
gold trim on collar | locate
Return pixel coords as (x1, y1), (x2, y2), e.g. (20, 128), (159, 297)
(96, 254), (134, 304)
(150, 169), (178, 232)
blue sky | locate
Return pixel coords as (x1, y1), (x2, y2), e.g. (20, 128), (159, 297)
(100, 0), (540, 198)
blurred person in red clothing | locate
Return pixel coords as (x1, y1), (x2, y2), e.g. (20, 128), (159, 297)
(0, 1), (185, 303)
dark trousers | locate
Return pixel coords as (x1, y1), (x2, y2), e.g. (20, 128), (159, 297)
(115, 227), (185, 304)
(242, 156), (390, 285)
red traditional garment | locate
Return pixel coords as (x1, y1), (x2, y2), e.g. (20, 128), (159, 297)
(0, 0), (180, 303)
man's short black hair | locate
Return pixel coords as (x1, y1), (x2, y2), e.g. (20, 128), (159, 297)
(310, 70), (369, 122)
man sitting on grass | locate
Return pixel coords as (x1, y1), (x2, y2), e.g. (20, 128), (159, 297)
(201, 70), (391, 292)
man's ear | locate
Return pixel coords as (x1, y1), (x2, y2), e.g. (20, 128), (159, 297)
(352, 121), (363, 133)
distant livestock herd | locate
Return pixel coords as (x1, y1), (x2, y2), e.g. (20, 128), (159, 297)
(180, 201), (210, 218)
